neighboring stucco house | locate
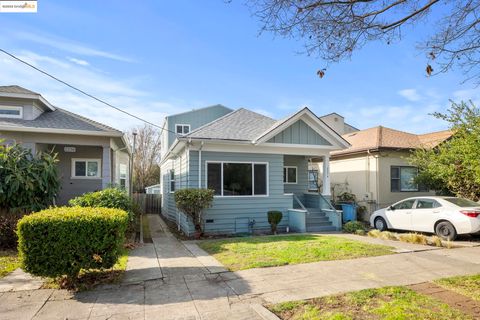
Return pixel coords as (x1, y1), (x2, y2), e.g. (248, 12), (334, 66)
(160, 105), (350, 235)
(313, 125), (453, 218)
(0, 85), (131, 204)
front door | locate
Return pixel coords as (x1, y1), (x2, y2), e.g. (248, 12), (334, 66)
(385, 199), (416, 230)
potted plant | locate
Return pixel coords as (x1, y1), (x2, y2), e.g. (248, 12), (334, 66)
(174, 188), (214, 238)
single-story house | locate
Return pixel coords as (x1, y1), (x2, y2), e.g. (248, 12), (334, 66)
(0, 85), (131, 204)
(312, 125), (453, 219)
(160, 105), (350, 235)
(145, 184), (161, 194)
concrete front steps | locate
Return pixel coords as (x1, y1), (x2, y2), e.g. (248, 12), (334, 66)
(305, 208), (337, 232)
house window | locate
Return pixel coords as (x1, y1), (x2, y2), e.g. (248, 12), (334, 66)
(170, 169), (175, 192)
(308, 169), (319, 191)
(207, 162), (268, 196)
(175, 124), (190, 135)
(283, 166), (297, 184)
(0, 106), (22, 119)
(391, 166), (422, 192)
(119, 164), (127, 189)
(72, 159), (101, 178)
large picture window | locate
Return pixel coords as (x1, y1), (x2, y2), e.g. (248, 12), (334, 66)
(391, 166), (423, 192)
(207, 162), (268, 196)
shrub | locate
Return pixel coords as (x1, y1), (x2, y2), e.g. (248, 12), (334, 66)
(398, 233), (428, 245)
(0, 211), (24, 249)
(355, 229), (366, 236)
(0, 143), (59, 212)
(342, 221), (366, 234)
(17, 207), (128, 279)
(429, 235), (443, 247)
(69, 188), (135, 224)
(174, 188), (215, 233)
(368, 229), (381, 238)
(267, 210), (283, 234)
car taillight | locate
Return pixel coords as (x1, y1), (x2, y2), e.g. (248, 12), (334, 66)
(460, 210), (480, 218)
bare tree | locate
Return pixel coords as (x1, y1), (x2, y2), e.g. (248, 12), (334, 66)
(127, 125), (161, 193)
(246, 0), (480, 82)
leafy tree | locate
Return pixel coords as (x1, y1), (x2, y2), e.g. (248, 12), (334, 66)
(127, 125), (161, 193)
(0, 143), (59, 212)
(409, 101), (480, 200)
(246, 0), (480, 82)
(174, 188), (215, 234)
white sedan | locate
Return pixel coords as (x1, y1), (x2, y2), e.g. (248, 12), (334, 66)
(370, 196), (480, 240)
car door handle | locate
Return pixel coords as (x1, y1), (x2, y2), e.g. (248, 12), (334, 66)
(433, 210), (440, 213)
(405, 211), (412, 214)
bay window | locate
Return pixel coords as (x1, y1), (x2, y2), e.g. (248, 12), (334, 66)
(207, 162), (268, 196)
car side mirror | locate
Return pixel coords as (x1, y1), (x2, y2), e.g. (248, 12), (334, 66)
(389, 206), (395, 211)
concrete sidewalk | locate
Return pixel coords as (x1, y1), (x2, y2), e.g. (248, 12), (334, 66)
(2, 215), (480, 319)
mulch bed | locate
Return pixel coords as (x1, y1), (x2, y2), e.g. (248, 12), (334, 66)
(408, 282), (480, 318)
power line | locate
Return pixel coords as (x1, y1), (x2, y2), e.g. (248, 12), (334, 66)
(0, 48), (178, 135)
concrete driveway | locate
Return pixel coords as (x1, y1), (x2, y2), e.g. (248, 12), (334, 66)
(2, 214), (480, 320)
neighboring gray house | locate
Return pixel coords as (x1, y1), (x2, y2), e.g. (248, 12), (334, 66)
(160, 105), (350, 235)
(0, 85), (131, 204)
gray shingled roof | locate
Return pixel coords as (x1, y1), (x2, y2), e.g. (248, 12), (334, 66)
(0, 85), (39, 95)
(187, 108), (277, 141)
(0, 108), (121, 134)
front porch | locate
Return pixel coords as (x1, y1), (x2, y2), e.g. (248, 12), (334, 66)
(283, 155), (342, 232)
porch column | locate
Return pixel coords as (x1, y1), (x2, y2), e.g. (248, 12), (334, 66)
(322, 155), (331, 197)
(102, 146), (112, 189)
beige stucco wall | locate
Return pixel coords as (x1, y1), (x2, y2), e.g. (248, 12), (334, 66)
(376, 150), (435, 208)
(322, 153), (379, 214)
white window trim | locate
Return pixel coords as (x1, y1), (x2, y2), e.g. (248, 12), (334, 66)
(205, 161), (269, 198)
(0, 106), (23, 119)
(175, 124), (191, 135)
(71, 158), (102, 179)
(283, 166), (298, 184)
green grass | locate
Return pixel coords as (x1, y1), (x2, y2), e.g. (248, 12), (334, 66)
(269, 286), (471, 320)
(435, 274), (480, 301)
(0, 250), (20, 278)
(198, 234), (394, 271)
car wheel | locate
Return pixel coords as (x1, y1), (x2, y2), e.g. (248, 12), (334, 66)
(374, 217), (387, 231)
(435, 221), (457, 241)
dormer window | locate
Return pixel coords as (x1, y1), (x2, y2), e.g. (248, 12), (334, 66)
(0, 106), (22, 119)
(175, 124), (190, 135)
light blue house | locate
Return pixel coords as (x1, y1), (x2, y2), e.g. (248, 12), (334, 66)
(159, 105), (350, 235)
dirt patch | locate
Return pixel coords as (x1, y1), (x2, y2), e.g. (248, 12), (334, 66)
(408, 282), (480, 318)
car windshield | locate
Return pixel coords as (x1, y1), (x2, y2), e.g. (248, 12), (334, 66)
(444, 197), (480, 208)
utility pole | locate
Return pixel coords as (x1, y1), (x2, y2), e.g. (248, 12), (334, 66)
(131, 131), (143, 244)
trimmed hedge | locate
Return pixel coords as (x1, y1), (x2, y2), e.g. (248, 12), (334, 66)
(17, 207), (129, 278)
(267, 210), (283, 234)
(69, 188), (135, 224)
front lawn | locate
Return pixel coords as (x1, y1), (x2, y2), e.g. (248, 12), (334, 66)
(198, 234), (394, 271)
(0, 250), (20, 278)
(269, 286), (471, 320)
(435, 274), (480, 301)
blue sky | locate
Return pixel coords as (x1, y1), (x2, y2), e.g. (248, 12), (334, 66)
(0, 1), (479, 133)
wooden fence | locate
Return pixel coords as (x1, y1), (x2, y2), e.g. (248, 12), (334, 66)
(132, 193), (162, 214)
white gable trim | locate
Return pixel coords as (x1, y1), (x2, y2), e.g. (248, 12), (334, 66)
(254, 108), (350, 148)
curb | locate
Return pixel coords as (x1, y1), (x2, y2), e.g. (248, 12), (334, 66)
(251, 304), (281, 320)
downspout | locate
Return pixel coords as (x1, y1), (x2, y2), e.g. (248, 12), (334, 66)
(198, 142), (204, 188)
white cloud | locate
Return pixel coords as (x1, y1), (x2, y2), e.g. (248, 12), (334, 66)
(14, 31), (134, 63)
(0, 50), (186, 131)
(67, 57), (89, 66)
(398, 89), (421, 102)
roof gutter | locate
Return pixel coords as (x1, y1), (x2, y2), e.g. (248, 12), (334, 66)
(0, 125), (123, 137)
